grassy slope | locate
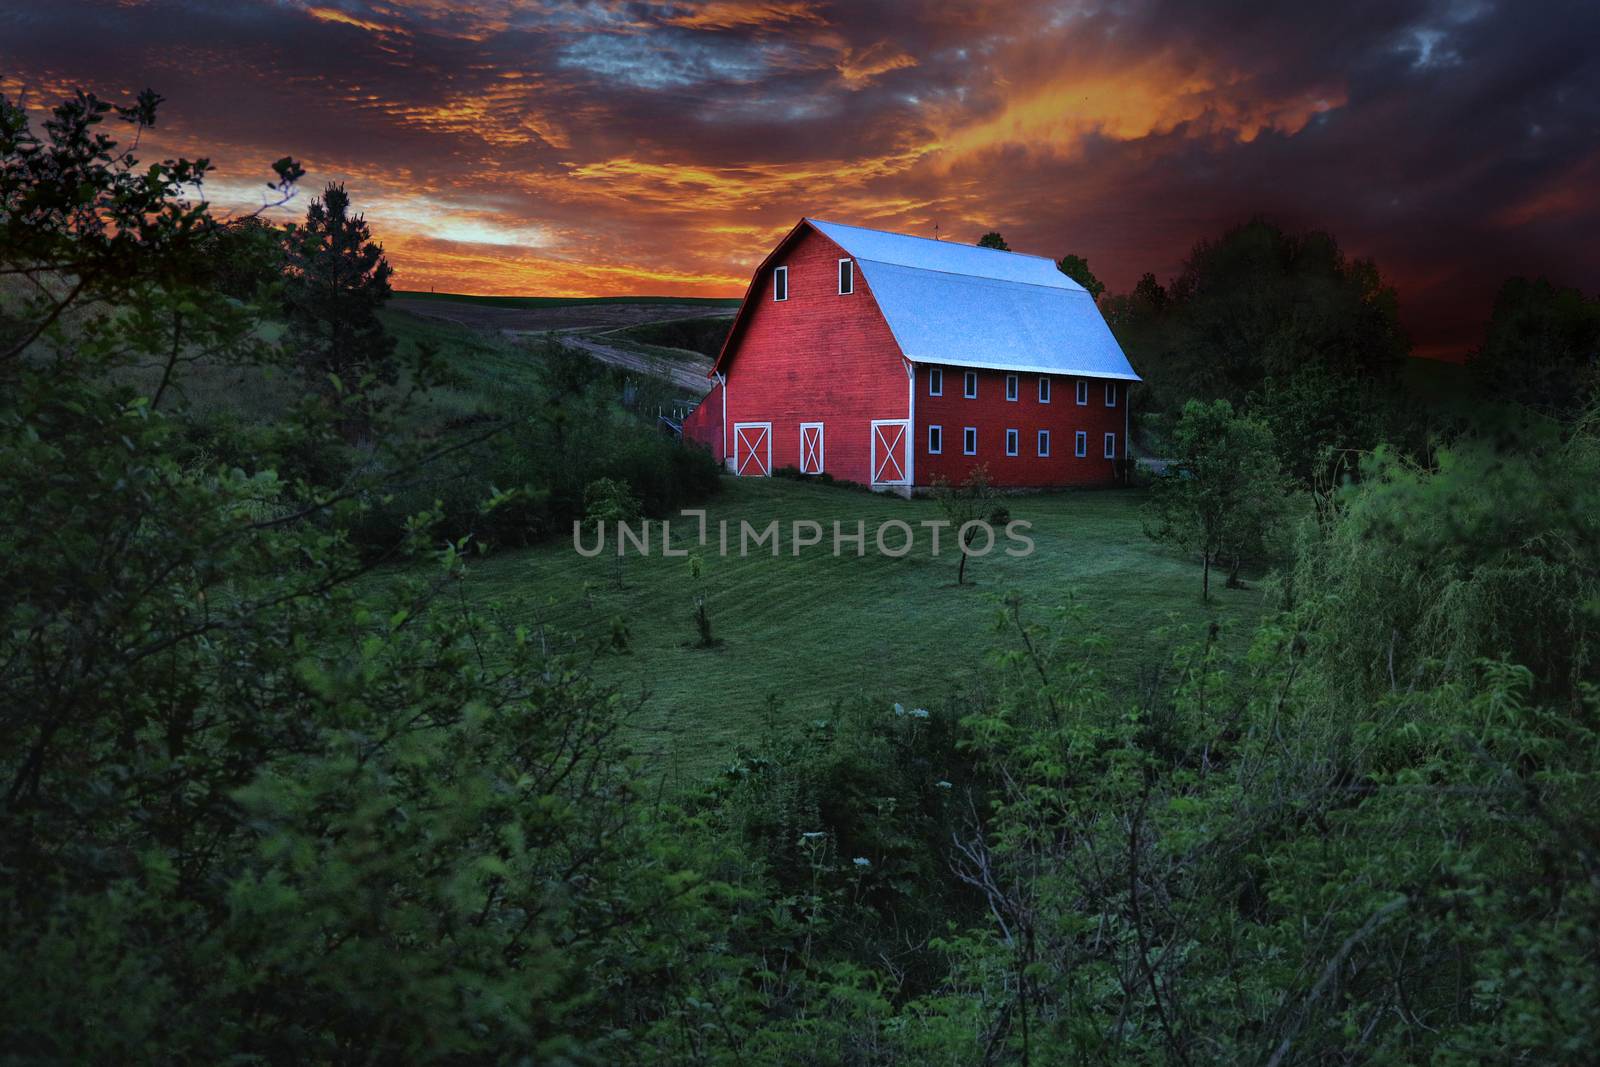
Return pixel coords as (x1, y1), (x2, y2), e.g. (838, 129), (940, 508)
(458, 477), (1267, 783)
(394, 291), (741, 310)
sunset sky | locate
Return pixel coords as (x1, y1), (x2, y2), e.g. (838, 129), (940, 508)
(3, 0), (1597, 357)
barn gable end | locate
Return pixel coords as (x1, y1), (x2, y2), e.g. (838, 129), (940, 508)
(715, 223), (910, 484)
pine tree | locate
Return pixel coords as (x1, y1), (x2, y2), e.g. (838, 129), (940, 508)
(283, 182), (395, 436)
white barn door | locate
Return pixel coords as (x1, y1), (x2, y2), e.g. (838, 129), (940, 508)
(799, 422), (824, 475)
(870, 420), (909, 486)
(733, 422), (771, 476)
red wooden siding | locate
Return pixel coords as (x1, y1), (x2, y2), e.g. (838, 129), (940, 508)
(681, 379), (724, 463)
(719, 226), (909, 485)
(916, 366), (1127, 487)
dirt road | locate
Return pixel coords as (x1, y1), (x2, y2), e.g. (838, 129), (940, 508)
(557, 333), (714, 394)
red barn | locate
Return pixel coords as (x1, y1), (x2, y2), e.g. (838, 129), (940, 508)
(681, 218), (1140, 490)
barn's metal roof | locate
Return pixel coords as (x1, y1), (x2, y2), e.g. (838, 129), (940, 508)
(805, 218), (1140, 381)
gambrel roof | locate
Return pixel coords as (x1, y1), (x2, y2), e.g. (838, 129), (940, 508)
(808, 218), (1140, 382)
(711, 217), (1141, 382)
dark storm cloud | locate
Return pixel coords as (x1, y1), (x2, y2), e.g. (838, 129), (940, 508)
(1, 0), (1595, 353)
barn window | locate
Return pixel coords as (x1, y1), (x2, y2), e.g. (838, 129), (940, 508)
(1038, 430), (1051, 456)
(1038, 376), (1051, 403)
(964, 371), (978, 399)
(1104, 432), (1117, 459)
(1075, 379), (1088, 405)
(1105, 382), (1117, 407)
(838, 258), (854, 295)
(1075, 430), (1087, 457)
(963, 427), (977, 455)
(1005, 374), (1018, 401)
(928, 425), (943, 454)
(929, 367), (943, 396)
(1005, 429), (1019, 456)
(773, 266), (788, 302)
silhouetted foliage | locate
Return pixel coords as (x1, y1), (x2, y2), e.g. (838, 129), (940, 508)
(976, 230), (1010, 251)
(1469, 275), (1600, 419)
(1055, 252), (1105, 299)
(282, 182), (396, 435)
(1116, 219), (1409, 483)
(199, 215), (284, 300)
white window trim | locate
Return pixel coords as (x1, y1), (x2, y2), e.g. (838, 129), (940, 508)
(1039, 376), (1051, 403)
(928, 424), (942, 455)
(929, 367), (943, 397)
(1005, 428), (1019, 456)
(773, 266), (788, 302)
(1074, 430), (1087, 457)
(799, 421), (825, 475)
(1038, 429), (1051, 457)
(1075, 379), (1088, 405)
(1005, 374), (1018, 402)
(1105, 382), (1117, 407)
(964, 371), (978, 399)
(1104, 432), (1117, 459)
(963, 426), (977, 455)
(838, 258), (854, 295)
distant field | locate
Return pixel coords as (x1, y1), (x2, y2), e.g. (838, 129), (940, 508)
(451, 477), (1270, 784)
(391, 292), (739, 335)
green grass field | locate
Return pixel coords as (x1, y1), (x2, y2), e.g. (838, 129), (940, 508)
(454, 476), (1269, 783)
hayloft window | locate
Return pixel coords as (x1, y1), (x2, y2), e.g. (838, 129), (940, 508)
(928, 425), (943, 454)
(1075, 379), (1088, 405)
(964, 371), (978, 399)
(838, 258), (854, 295)
(1005, 428), (1019, 456)
(929, 367), (943, 396)
(963, 426), (978, 455)
(1038, 376), (1051, 403)
(1005, 374), (1019, 401)
(1104, 432), (1117, 459)
(773, 266), (788, 302)
(1105, 382), (1117, 407)
(1038, 430), (1051, 456)
(1075, 430), (1087, 457)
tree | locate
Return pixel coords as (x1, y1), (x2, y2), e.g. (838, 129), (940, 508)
(1055, 253), (1105, 299)
(1116, 219), (1409, 481)
(1251, 361), (1391, 491)
(1468, 275), (1600, 419)
(0, 87), (727, 1061)
(199, 214), (285, 300)
(282, 182), (396, 436)
(1143, 399), (1291, 599)
(584, 476), (640, 588)
(976, 231), (1010, 251)
(931, 464), (1006, 585)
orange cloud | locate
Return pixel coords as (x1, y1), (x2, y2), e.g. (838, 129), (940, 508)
(305, 5), (407, 35)
(662, 1), (825, 31)
(837, 42), (918, 89)
(928, 59), (1345, 163)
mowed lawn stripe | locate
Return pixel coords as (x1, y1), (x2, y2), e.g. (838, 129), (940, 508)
(459, 477), (1265, 779)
